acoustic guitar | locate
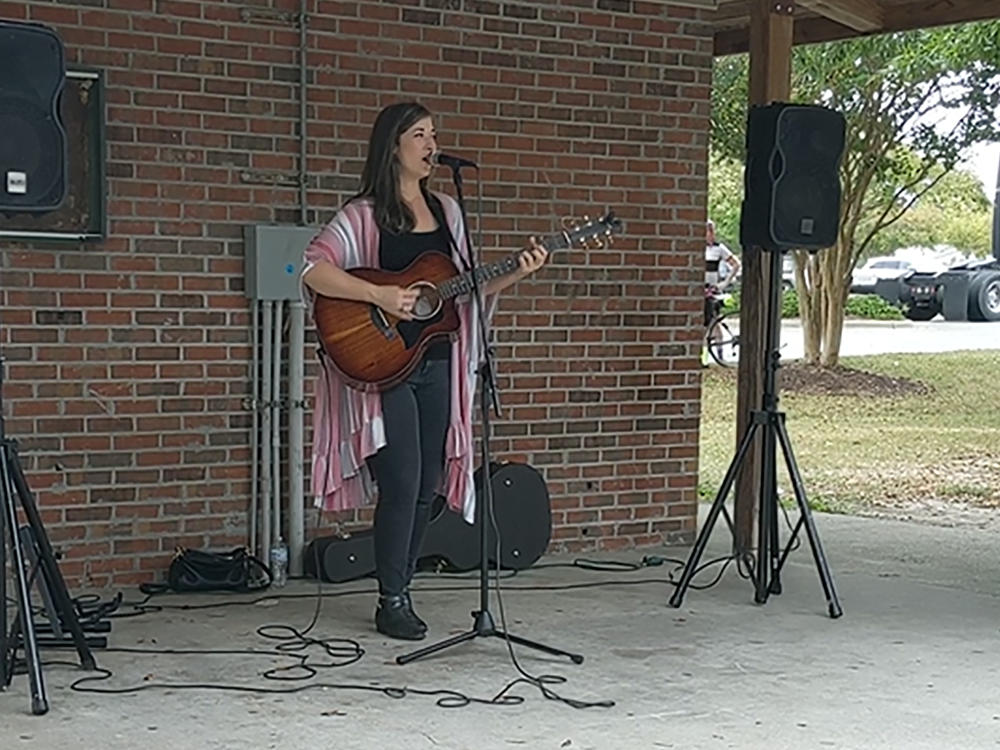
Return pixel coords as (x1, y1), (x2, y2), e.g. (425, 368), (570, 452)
(312, 212), (623, 390)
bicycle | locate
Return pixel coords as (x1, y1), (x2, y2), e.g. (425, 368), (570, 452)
(704, 288), (740, 367)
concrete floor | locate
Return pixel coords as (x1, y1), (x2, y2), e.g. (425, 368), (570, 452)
(3, 509), (1000, 750)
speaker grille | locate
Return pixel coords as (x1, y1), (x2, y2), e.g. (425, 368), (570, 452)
(0, 21), (67, 212)
(0, 98), (64, 207)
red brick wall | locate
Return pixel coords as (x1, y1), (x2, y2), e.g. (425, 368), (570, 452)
(0, 0), (711, 588)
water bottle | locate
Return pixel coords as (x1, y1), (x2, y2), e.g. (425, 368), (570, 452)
(270, 538), (288, 588)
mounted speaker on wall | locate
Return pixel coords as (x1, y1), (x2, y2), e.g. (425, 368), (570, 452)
(0, 21), (68, 214)
(740, 102), (847, 253)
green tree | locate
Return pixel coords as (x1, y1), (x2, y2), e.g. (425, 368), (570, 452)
(707, 152), (743, 251)
(712, 22), (1000, 366)
(863, 165), (993, 257)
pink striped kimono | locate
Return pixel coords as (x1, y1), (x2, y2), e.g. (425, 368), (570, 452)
(301, 193), (494, 524)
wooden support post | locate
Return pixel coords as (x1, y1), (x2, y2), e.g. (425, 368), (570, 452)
(733, 0), (794, 552)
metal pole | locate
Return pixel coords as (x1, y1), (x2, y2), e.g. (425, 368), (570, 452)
(249, 300), (260, 553)
(259, 301), (274, 565)
(298, 0), (308, 226)
(271, 300), (283, 546)
(288, 300), (306, 576)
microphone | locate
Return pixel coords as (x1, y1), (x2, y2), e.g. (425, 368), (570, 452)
(431, 151), (478, 169)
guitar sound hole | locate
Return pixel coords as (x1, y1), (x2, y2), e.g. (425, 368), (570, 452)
(409, 282), (442, 320)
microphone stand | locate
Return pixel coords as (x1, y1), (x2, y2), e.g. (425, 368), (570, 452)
(397, 163), (582, 666)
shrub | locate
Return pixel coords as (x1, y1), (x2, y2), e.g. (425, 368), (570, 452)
(719, 287), (799, 317)
(719, 287), (899, 320)
(774, 290), (902, 320)
(845, 294), (905, 320)
(720, 289), (740, 315)
(782, 288), (799, 317)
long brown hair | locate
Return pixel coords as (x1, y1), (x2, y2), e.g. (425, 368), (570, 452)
(352, 102), (432, 234)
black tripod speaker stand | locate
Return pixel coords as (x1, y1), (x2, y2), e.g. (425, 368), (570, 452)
(1, 349), (96, 714)
(669, 248), (842, 618)
(397, 161), (582, 666)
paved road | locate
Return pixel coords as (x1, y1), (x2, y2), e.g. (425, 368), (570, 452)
(773, 318), (1000, 360)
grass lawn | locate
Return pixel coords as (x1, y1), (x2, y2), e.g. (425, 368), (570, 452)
(699, 350), (1000, 518)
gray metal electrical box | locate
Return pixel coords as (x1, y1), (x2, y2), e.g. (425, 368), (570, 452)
(244, 224), (317, 301)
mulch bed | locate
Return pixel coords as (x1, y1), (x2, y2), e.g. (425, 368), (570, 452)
(712, 362), (933, 397)
(776, 363), (932, 397)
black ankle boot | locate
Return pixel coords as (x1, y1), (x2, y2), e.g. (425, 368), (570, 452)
(375, 594), (425, 640)
(402, 590), (427, 633)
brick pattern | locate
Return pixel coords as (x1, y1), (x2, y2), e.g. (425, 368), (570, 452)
(1, 0), (711, 588)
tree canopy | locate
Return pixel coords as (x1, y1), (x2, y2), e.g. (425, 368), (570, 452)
(863, 165), (993, 258)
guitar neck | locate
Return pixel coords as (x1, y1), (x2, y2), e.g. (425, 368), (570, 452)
(437, 232), (567, 300)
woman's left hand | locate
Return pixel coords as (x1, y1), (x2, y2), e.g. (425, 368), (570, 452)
(517, 237), (548, 278)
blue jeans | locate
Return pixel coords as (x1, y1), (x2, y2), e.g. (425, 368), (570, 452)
(367, 356), (451, 596)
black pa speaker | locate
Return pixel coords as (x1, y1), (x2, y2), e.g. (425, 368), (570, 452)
(740, 103), (846, 253)
(0, 21), (68, 213)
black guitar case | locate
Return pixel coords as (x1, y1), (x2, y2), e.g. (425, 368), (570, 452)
(304, 462), (551, 583)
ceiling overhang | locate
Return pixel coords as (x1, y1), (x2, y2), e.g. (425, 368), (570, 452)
(712, 0), (1000, 56)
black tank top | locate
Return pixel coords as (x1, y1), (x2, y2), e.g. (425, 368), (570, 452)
(379, 225), (451, 361)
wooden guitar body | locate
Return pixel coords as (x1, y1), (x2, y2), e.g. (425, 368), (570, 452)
(312, 252), (461, 391)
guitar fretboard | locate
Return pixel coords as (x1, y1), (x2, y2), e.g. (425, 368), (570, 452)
(438, 255), (520, 299)
(437, 232), (569, 300)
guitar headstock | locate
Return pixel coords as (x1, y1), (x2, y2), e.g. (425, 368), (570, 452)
(560, 211), (624, 250)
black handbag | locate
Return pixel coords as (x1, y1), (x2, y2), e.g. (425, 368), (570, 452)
(140, 547), (272, 595)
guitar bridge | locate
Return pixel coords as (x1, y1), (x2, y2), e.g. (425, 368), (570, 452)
(370, 305), (396, 340)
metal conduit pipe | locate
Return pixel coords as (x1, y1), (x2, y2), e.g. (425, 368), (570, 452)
(271, 300), (283, 548)
(298, 0), (308, 227)
(249, 300), (260, 553)
(288, 301), (305, 575)
(289, 0), (310, 573)
(259, 301), (274, 565)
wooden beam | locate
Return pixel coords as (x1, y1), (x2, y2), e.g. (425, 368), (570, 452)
(732, 0), (794, 552)
(884, 0), (1000, 29)
(715, 16), (853, 55)
(715, 0), (1000, 56)
(798, 0), (883, 32)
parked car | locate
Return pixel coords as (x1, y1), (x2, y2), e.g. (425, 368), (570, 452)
(850, 257), (915, 294)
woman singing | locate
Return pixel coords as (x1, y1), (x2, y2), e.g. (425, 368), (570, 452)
(301, 102), (547, 640)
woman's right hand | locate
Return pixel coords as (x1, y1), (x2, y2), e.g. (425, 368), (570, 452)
(372, 285), (419, 320)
